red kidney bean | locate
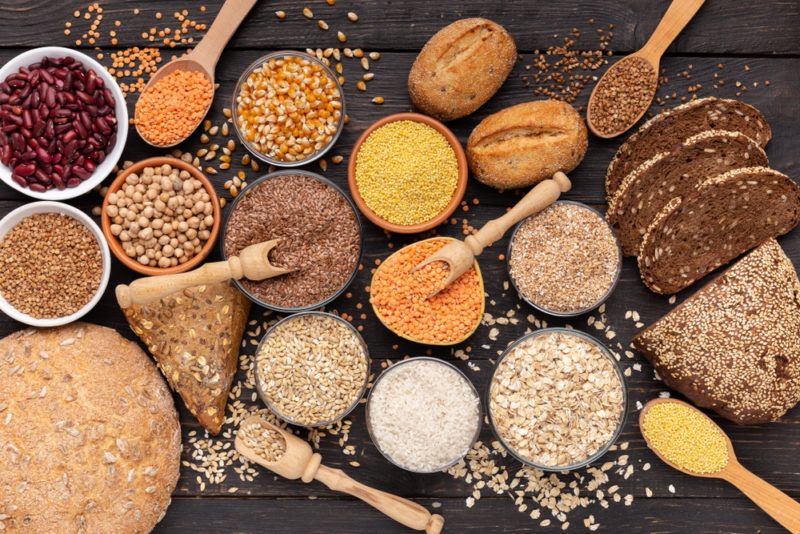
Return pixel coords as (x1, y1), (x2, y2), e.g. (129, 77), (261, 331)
(0, 56), (117, 191)
(29, 183), (46, 192)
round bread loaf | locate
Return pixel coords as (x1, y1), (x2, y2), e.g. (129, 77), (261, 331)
(408, 18), (516, 121)
(0, 323), (181, 533)
(467, 100), (588, 189)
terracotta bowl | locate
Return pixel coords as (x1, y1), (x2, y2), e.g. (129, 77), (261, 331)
(101, 156), (221, 276)
(347, 112), (468, 234)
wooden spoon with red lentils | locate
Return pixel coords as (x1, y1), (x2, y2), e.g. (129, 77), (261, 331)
(587, 0), (706, 138)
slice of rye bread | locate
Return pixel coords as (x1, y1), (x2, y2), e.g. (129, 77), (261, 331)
(608, 130), (768, 256)
(605, 97), (772, 197)
(633, 238), (800, 425)
(638, 166), (800, 295)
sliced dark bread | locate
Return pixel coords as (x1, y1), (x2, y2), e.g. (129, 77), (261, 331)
(608, 130), (768, 256)
(638, 166), (800, 295)
(605, 97), (772, 197)
(634, 238), (800, 425)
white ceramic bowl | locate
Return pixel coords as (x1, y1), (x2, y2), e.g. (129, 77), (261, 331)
(0, 202), (111, 327)
(0, 46), (128, 200)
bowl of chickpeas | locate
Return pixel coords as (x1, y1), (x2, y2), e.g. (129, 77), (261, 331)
(101, 156), (221, 275)
(232, 51), (345, 167)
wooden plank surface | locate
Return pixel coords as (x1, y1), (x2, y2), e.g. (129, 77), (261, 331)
(0, 1), (799, 533)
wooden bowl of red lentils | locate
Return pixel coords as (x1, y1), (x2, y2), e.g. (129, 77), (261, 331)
(348, 113), (468, 234)
(101, 156), (221, 276)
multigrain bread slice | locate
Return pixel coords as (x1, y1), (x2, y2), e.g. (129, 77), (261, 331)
(638, 166), (800, 295)
(122, 282), (250, 435)
(608, 130), (768, 256)
(634, 239), (800, 425)
(605, 97), (771, 197)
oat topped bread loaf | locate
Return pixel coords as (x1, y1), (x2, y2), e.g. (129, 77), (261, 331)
(605, 97), (771, 197)
(408, 18), (516, 121)
(638, 167), (800, 295)
(0, 323), (181, 533)
(467, 100), (588, 189)
(608, 130), (768, 256)
(634, 239), (800, 425)
(123, 281), (250, 435)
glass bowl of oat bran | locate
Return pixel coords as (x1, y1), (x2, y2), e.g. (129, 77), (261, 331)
(487, 328), (627, 471)
(507, 201), (621, 317)
(254, 311), (370, 427)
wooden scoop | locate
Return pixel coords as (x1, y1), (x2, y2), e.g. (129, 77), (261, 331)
(640, 398), (800, 532)
(235, 416), (445, 534)
(586, 0), (706, 138)
(415, 171), (571, 297)
(115, 239), (293, 309)
(134, 0), (258, 147)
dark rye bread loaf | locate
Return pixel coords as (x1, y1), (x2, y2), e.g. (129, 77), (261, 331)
(608, 130), (768, 256)
(638, 167), (800, 295)
(634, 239), (800, 425)
(605, 97), (771, 197)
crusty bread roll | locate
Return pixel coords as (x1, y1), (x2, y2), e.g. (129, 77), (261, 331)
(0, 323), (181, 533)
(467, 100), (588, 189)
(408, 18), (516, 121)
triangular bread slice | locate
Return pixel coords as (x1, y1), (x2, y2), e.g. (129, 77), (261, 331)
(634, 238), (800, 425)
(122, 281), (251, 434)
(605, 97), (771, 197)
(608, 130), (768, 256)
(638, 167), (800, 295)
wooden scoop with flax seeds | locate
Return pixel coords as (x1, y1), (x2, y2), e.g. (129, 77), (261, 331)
(235, 416), (445, 533)
(415, 172), (571, 297)
(115, 239), (294, 308)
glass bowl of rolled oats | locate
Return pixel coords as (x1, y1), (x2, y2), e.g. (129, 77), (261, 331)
(487, 328), (627, 471)
(254, 311), (370, 428)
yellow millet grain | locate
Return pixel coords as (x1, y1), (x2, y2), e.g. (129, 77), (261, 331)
(641, 401), (729, 474)
(355, 121), (458, 226)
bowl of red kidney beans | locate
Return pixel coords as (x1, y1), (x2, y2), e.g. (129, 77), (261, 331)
(0, 46), (128, 200)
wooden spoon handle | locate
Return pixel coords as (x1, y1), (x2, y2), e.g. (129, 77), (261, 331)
(191, 0), (258, 74)
(314, 465), (444, 534)
(464, 172), (571, 257)
(115, 258), (244, 309)
(723, 463), (800, 533)
(640, 0), (706, 61)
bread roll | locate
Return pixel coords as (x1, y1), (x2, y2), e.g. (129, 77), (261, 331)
(408, 18), (516, 121)
(467, 100), (587, 189)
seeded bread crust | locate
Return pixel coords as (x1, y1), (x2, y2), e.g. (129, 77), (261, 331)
(0, 323), (180, 533)
(638, 167), (800, 295)
(467, 100), (588, 189)
(608, 130), (768, 256)
(605, 97), (772, 197)
(634, 239), (800, 424)
(122, 282), (250, 435)
(408, 18), (517, 121)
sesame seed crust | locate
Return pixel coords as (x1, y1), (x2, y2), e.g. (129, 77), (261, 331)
(634, 239), (800, 425)
(0, 323), (181, 533)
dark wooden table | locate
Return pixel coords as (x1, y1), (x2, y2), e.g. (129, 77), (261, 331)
(1, 1), (799, 532)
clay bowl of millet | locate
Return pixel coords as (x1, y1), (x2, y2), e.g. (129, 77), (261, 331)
(348, 112), (468, 234)
(101, 156), (221, 276)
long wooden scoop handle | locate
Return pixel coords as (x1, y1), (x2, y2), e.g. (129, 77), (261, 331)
(722, 462), (800, 533)
(314, 464), (444, 534)
(190, 0), (258, 75)
(639, 0), (706, 62)
(464, 172), (571, 257)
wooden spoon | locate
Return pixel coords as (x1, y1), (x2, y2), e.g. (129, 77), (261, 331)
(640, 398), (800, 532)
(415, 171), (571, 297)
(586, 0), (706, 138)
(134, 0), (258, 147)
(235, 416), (445, 534)
(115, 239), (293, 309)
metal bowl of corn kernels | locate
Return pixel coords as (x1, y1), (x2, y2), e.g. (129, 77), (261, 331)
(231, 50), (345, 168)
